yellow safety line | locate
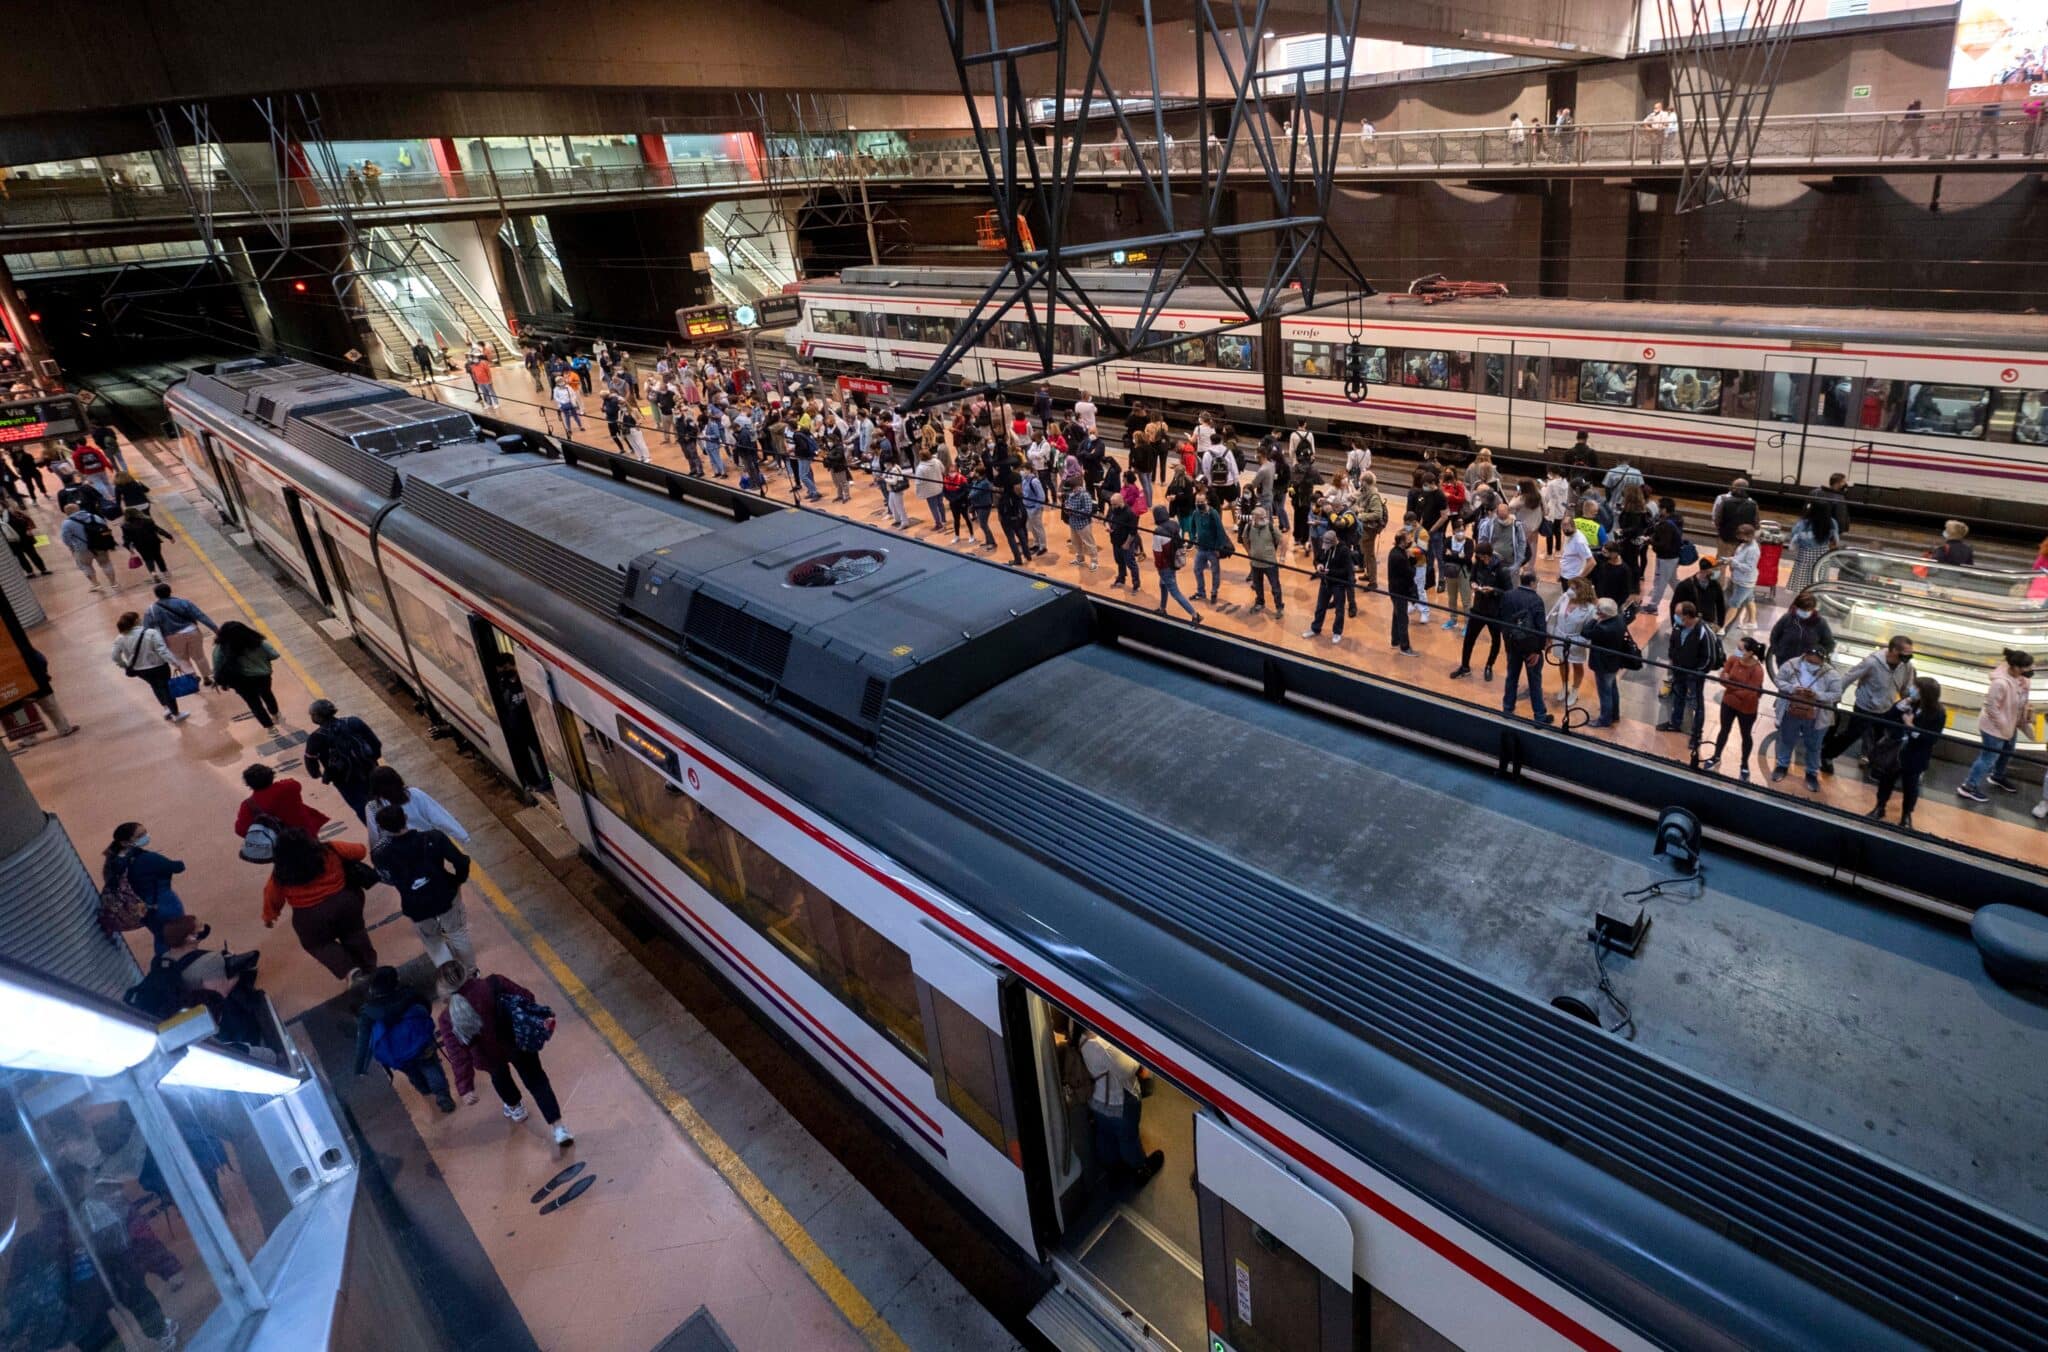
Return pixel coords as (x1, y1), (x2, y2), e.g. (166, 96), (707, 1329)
(160, 500), (911, 1351)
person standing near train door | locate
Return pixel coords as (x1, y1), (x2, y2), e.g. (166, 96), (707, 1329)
(1079, 1027), (1161, 1187)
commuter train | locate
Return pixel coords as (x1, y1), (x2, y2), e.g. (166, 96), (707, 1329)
(795, 266), (2048, 522)
(165, 358), (2042, 1352)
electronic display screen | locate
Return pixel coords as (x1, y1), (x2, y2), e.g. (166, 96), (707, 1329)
(1949, 1), (2048, 103)
(0, 396), (85, 445)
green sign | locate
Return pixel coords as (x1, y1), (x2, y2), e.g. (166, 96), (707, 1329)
(1850, 84), (1872, 99)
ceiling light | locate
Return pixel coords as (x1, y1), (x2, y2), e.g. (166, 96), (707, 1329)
(161, 1045), (299, 1096)
(0, 978), (156, 1078)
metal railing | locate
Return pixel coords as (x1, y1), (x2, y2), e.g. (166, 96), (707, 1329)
(4, 110), (2041, 236)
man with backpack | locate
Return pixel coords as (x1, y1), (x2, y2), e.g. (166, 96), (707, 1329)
(1584, 598), (1642, 729)
(1659, 601), (1723, 747)
(355, 966), (458, 1114)
(371, 804), (479, 974)
(58, 504), (123, 592)
(304, 700), (383, 822)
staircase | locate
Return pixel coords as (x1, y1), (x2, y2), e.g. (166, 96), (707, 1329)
(703, 199), (799, 305)
(408, 247), (519, 356)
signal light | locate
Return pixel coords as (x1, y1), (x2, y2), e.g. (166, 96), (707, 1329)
(26, 312), (40, 323)
(292, 280), (308, 292)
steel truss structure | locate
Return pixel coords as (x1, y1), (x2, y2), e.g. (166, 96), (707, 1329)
(908, 0), (1372, 407)
(1657, 0), (1807, 212)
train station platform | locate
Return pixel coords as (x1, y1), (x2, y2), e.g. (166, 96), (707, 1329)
(420, 372), (2048, 879)
(6, 438), (1021, 1351)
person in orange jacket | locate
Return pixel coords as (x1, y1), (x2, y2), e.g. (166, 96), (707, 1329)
(261, 828), (378, 981)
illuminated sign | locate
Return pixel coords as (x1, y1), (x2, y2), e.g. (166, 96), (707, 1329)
(677, 303), (738, 341)
(0, 396), (85, 445)
(1110, 249), (1152, 266)
(734, 304), (758, 328)
(615, 715), (681, 779)
(1949, 1), (2048, 104)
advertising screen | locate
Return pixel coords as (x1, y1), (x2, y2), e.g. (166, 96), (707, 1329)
(1949, 1), (2048, 105)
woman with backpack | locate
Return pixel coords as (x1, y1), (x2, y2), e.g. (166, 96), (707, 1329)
(436, 961), (574, 1145)
(261, 827), (379, 982)
(1644, 498), (1687, 614)
(211, 620), (283, 731)
(1149, 505), (1201, 623)
(103, 822), (191, 956)
(110, 612), (187, 722)
(354, 966), (457, 1114)
(120, 507), (170, 582)
(235, 763), (328, 854)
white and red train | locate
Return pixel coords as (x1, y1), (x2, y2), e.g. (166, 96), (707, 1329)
(796, 266), (2048, 522)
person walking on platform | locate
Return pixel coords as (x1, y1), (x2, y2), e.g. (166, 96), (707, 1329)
(10, 446), (46, 501)
(2, 503), (48, 575)
(1583, 598), (1637, 729)
(103, 822), (191, 956)
(1150, 505), (1200, 623)
(552, 375), (584, 434)
(61, 504), (123, 592)
(1712, 477), (1759, 549)
(1303, 511), (1360, 645)
(211, 621), (284, 731)
(305, 700), (384, 822)
(1702, 636), (1767, 779)
(362, 766), (468, 850)
(372, 804), (479, 973)
(1658, 601), (1723, 747)
(1245, 505), (1284, 618)
(1822, 635), (1915, 772)
(1868, 678), (1944, 831)
(411, 339), (435, 384)
(143, 582), (216, 684)
(1957, 649), (2032, 803)
(1387, 528), (1421, 656)
(235, 763), (328, 847)
(262, 828), (379, 982)
(1770, 642), (1843, 792)
(355, 966), (457, 1114)
(437, 961), (575, 1146)
(1451, 541), (1512, 680)
(111, 613), (186, 722)
(120, 508), (171, 582)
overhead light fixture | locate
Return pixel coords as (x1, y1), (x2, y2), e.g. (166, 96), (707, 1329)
(161, 1045), (299, 1097)
(0, 978), (157, 1078)
(1263, 29), (1275, 37)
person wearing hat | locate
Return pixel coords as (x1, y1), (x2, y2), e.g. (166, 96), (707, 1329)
(1770, 640), (1844, 791)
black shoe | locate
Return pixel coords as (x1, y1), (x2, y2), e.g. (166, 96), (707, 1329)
(1820, 760), (1835, 776)
(1989, 777), (2021, 794)
(1484, 665), (1495, 682)
(435, 1095), (457, 1114)
(1450, 666), (1471, 679)
(1654, 722), (1681, 733)
(1770, 767), (1788, 783)
(1135, 1151), (1165, 1184)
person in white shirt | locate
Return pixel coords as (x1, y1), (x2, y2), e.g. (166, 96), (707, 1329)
(1343, 435), (1370, 484)
(1725, 523), (1762, 634)
(1078, 1029), (1163, 1183)
(364, 765), (471, 852)
(1358, 118), (1376, 164)
(1072, 396), (1098, 434)
(1558, 522), (1594, 583)
(1643, 102), (1676, 164)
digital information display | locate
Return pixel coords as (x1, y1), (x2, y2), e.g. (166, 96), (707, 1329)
(615, 714), (681, 779)
(677, 304), (738, 342)
(0, 395), (86, 445)
(1949, 2), (2048, 104)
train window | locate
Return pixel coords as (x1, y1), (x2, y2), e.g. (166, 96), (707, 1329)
(1812, 374), (1856, 428)
(861, 312), (886, 339)
(1053, 324), (1098, 358)
(877, 314), (903, 341)
(391, 583), (490, 709)
(2017, 391), (2048, 445)
(1514, 355), (1543, 399)
(1722, 369), (1759, 418)
(1446, 351), (1473, 392)
(559, 710), (927, 1068)
(928, 989), (1014, 1155)
(1481, 354), (1506, 397)
(1860, 378), (1904, 431)
(1578, 361), (1639, 407)
(1903, 382), (1991, 439)
(1289, 341), (1331, 378)
(1761, 370), (1807, 423)
(1657, 367), (1723, 415)
(1400, 349), (1453, 390)
(1548, 358), (1581, 403)
(1161, 336), (1209, 367)
(238, 476), (296, 543)
(1214, 334), (1258, 372)
(331, 545), (390, 621)
(925, 316), (958, 344)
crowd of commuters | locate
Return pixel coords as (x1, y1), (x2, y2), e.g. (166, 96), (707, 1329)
(475, 341), (2047, 833)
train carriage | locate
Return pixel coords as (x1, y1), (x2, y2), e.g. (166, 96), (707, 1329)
(164, 356), (2046, 1352)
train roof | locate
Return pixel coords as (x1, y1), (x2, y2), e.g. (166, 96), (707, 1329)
(813, 266), (1307, 319)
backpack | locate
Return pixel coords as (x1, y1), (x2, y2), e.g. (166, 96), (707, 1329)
(1619, 628), (1646, 671)
(368, 1003), (437, 1070)
(240, 813), (282, 864)
(97, 862), (150, 933)
(1152, 537), (1181, 571)
(1698, 625), (1726, 673)
(123, 951), (206, 1021)
(1206, 453), (1231, 486)
(82, 515), (117, 553)
(500, 990), (556, 1053)
(317, 720), (377, 785)
(1677, 539), (1700, 567)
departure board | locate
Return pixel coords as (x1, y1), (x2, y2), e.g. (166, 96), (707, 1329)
(0, 395), (86, 445)
(676, 304), (738, 342)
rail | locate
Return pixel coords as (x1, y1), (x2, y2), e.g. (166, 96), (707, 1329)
(5, 109), (2042, 237)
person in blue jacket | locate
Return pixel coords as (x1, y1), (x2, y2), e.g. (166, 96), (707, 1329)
(103, 821), (195, 955)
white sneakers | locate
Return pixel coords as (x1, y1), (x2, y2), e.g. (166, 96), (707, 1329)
(552, 1123), (574, 1146)
(2033, 801), (2047, 821)
(503, 1103), (529, 1123)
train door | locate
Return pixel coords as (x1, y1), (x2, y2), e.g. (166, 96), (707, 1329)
(1801, 362), (1869, 490)
(1194, 1116), (1356, 1352)
(315, 526), (359, 632)
(278, 487), (335, 609)
(467, 617), (551, 794)
(1477, 341), (1548, 456)
(216, 451), (254, 529)
(1752, 355), (1813, 484)
(504, 641), (595, 848)
(195, 431), (241, 527)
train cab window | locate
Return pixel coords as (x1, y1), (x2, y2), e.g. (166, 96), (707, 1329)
(1481, 354), (1506, 397)
(1658, 366), (1723, 415)
(927, 988), (1015, 1155)
(1214, 334), (1258, 372)
(1812, 374), (1857, 428)
(1761, 370), (1807, 423)
(1289, 341), (1331, 378)
(1903, 382), (1991, 438)
(1548, 357), (1581, 403)
(2017, 391), (2048, 445)
(1722, 369), (1759, 418)
(1578, 361), (1639, 407)
(1161, 336), (1209, 367)
(1400, 349), (1454, 389)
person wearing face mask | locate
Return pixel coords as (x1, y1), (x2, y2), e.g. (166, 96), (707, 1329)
(1957, 649), (2034, 803)
(1767, 591), (1834, 677)
(1822, 635), (1916, 773)
(103, 822), (192, 956)
(1867, 677), (1944, 831)
(1658, 601), (1724, 747)
(1770, 642), (1844, 791)
(1712, 476), (1759, 548)
(1702, 635), (1767, 779)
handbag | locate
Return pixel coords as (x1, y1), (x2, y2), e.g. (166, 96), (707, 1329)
(127, 553), (144, 569)
(335, 848), (382, 892)
(165, 673), (200, 699)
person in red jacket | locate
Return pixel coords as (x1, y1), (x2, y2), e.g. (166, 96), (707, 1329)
(69, 440), (115, 499)
(234, 764), (330, 839)
(434, 961), (574, 1146)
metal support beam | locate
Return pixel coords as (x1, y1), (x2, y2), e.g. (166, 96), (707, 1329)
(1657, 0), (1807, 212)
